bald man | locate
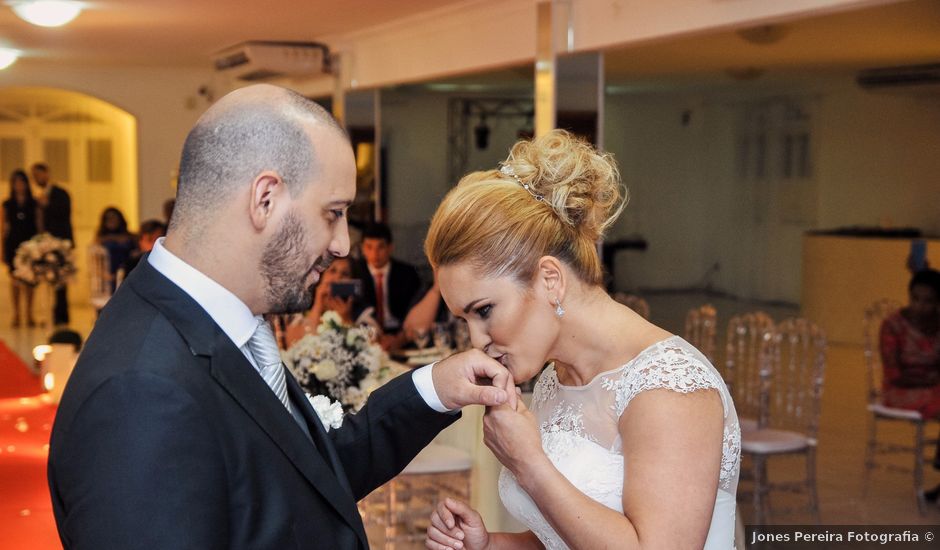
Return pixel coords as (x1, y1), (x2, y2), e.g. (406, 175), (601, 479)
(48, 85), (514, 550)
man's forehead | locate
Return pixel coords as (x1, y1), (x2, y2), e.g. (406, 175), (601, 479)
(308, 135), (354, 181)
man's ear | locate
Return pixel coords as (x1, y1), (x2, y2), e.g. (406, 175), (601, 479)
(248, 171), (284, 231)
(537, 256), (566, 304)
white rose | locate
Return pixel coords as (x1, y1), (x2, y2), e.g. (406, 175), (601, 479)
(307, 394), (344, 431)
(320, 310), (342, 330)
(313, 359), (338, 381)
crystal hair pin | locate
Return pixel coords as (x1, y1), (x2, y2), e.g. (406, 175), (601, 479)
(499, 163), (544, 202)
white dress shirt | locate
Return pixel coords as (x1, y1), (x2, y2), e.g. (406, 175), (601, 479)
(148, 238), (449, 412)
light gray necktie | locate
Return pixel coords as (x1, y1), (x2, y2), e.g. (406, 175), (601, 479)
(246, 320), (291, 413)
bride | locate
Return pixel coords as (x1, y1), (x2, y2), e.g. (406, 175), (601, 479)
(423, 130), (740, 550)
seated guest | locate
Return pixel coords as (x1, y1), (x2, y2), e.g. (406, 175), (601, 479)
(353, 222), (422, 350)
(118, 219), (166, 280)
(880, 268), (940, 500)
(282, 257), (357, 348)
(95, 207), (137, 292)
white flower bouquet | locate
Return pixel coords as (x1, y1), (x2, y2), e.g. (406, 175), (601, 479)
(12, 233), (76, 288)
(282, 310), (390, 412)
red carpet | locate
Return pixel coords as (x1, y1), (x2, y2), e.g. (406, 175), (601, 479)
(0, 340), (42, 398)
(0, 340), (61, 549)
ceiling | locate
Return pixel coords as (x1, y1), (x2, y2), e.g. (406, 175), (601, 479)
(0, 0), (469, 67)
(603, 0), (940, 84)
(417, 0), (940, 93)
(2, 0), (938, 87)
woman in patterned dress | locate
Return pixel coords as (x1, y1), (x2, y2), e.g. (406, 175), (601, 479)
(423, 130), (740, 550)
(880, 268), (940, 500)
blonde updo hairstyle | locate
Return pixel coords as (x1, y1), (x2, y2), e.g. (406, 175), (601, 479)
(425, 129), (627, 287)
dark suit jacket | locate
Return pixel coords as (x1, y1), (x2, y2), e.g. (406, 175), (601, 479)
(352, 258), (422, 333)
(48, 259), (457, 549)
(42, 185), (73, 242)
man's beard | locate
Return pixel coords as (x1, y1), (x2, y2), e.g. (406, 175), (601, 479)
(260, 212), (330, 314)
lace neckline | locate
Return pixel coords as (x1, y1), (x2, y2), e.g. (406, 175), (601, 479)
(554, 334), (681, 391)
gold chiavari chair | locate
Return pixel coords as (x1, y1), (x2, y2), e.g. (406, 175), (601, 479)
(741, 317), (827, 525)
(684, 304), (717, 364)
(725, 312), (775, 434)
(87, 243), (112, 312)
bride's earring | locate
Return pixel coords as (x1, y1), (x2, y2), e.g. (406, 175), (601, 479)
(554, 298), (565, 317)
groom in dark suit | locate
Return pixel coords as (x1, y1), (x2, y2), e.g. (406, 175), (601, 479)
(48, 84), (514, 549)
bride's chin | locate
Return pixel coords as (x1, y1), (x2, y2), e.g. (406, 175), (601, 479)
(509, 362), (540, 385)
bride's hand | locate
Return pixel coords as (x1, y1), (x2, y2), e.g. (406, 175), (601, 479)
(483, 393), (545, 477)
(427, 498), (489, 550)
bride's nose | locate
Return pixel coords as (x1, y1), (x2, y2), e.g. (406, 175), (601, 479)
(468, 323), (490, 351)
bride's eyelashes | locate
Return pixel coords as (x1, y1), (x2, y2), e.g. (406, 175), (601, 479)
(475, 304), (492, 320)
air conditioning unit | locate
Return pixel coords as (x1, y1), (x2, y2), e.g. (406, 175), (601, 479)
(213, 41), (330, 81)
(856, 63), (940, 94)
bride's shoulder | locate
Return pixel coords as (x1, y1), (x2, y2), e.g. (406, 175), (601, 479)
(604, 336), (726, 416)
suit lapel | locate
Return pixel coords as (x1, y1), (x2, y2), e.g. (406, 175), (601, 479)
(285, 375), (355, 498)
(209, 335), (367, 547)
(128, 262), (367, 547)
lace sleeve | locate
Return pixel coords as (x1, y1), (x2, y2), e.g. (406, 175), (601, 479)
(602, 340), (727, 417)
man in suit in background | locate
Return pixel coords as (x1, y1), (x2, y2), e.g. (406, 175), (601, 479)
(353, 222), (422, 350)
(32, 162), (73, 325)
(48, 84), (514, 549)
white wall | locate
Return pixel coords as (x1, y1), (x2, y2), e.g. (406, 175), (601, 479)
(379, 90), (451, 267)
(571, 0), (895, 54)
(816, 82), (940, 234)
(1, 62), (214, 222)
(380, 88), (532, 268)
(321, 0), (884, 90)
(604, 76), (940, 304)
(604, 93), (713, 291)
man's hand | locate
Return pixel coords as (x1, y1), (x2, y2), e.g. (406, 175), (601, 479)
(432, 349), (517, 410)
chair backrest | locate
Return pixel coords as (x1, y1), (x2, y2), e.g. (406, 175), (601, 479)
(725, 311), (775, 423)
(613, 292), (650, 320)
(863, 299), (901, 406)
(684, 304), (717, 364)
(766, 317), (827, 439)
(87, 243), (112, 310)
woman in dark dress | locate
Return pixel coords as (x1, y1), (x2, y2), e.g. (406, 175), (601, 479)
(95, 207), (137, 292)
(1, 170), (40, 327)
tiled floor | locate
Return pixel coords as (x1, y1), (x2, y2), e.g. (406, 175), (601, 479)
(1, 273), (938, 549)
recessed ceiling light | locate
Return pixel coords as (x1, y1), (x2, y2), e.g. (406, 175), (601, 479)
(0, 48), (19, 70)
(10, 1), (83, 28)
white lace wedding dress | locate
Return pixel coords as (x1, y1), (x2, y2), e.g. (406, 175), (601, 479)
(498, 336), (741, 550)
